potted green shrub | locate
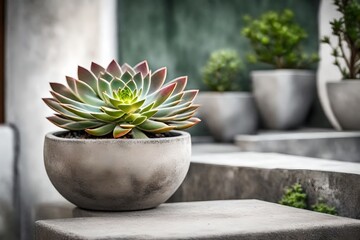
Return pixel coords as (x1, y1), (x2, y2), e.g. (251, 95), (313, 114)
(322, 0), (360, 130)
(198, 49), (258, 142)
(242, 9), (319, 130)
(43, 59), (200, 211)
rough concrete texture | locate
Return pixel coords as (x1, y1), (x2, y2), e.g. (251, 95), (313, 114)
(235, 129), (360, 162)
(0, 126), (16, 240)
(327, 81), (360, 130)
(251, 70), (316, 130)
(197, 92), (258, 142)
(169, 152), (360, 219)
(35, 200), (360, 240)
(6, 0), (117, 239)
(44, 131), (191, 211)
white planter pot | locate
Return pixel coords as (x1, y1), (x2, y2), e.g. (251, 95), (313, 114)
(251, 70), (316, 130)
(197, 92), (258, 142)
(327, 80), (360, 130)
(44, 131), (191, 211)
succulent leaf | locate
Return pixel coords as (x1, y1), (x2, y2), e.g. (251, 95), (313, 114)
(44, 60), (200, 138)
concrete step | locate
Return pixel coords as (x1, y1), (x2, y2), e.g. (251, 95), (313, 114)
(35, 200), (360, 240)
(235, 128), (360, 162)
(169, 152), (360, 219)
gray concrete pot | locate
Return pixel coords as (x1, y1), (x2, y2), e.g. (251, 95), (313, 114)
(44, 131), (191, 211)
(251, 70), (316, 130)
(197, 92), (258, 142)
(327, 81), (360, 130)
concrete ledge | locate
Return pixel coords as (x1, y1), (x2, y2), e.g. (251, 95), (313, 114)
(35, 200), (360, 240)
(169, 152), (360, 219)
(235, 129), (360, 162)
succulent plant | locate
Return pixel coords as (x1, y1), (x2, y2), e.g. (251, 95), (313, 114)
(202, 49), (243, 92)
(43, 60), (201, 138)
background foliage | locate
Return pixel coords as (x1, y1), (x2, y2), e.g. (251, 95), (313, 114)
(117, 0), (320, 92)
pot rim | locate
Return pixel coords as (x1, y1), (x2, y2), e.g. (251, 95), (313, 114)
(251, 69), (315, 76)
(45, 130), (190, 143)
(199, 91), (253, 97)
(326, 80), (360, 85)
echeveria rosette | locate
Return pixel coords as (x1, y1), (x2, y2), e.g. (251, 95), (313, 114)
(43, 60), (201, 139)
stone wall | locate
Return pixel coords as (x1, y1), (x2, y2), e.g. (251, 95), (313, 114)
(5, 0), (117, 239)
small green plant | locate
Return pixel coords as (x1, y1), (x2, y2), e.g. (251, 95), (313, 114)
(43, 60), (201, 138)
(202, 49), (243, 92)
(242, 9), (319, 69)
(312, 199), (337, 215)
(279, 183), (307, 209)
(321, 0), (360, 79)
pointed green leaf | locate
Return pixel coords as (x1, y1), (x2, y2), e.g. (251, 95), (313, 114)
(97, 78), (112, 100)
(146, 82), (176, 108)
(101, 107), (125, 118)
(140, 72), (151, 98)
(91, 62), (105, 78)
(110, 78), (126, 92)
(134, 60), (149, 77)
(50, 82), (79, 101)
(121, 71), (132, 82)
(91, 112), (119, 122)
(106, 60), (122, 77)
(50, 91), (101, 112)
(62, 121), (104, 131)
(121, 63), (136, 75)
(78, 66), (98, 90)
(137, 119), (174, 133)
(99, 71), (114, 82)
(85, 124), (115, 136)
(168, 117), (201, 130)
(149, 67), (166, 94)
(132, 128), (148, 139)
(113, 125), (132, 138)
(167, 76), (187, 95)
(117, 99), (145, 113)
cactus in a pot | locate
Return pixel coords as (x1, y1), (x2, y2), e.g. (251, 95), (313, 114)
(43, 60), (200, 138)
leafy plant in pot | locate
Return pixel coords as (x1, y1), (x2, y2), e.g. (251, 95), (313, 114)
(198, 49), (258, 142)
(322, 0), (360, 130)
(43, 60), (200, 211)
(242, 9), (319, 130)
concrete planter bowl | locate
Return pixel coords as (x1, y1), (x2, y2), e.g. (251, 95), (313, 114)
(44, 131), (191, 211)
(327, 81), (360, 130)
(197, 92), (258, 142)
(251, 70), (316, 130)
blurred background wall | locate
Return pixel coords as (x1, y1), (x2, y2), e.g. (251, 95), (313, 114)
(5, 0), (117, 239)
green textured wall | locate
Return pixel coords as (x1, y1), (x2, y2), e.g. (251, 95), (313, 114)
(118, 0), (320, 91)
(117, 0), (326, 135)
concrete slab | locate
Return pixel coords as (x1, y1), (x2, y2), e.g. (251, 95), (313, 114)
(192, 143), (241, 155)
(235, 128), (360, 162)
(0, 125), (16, 240)
(35, 200), (360, 240)
(170, 152), (360, 219)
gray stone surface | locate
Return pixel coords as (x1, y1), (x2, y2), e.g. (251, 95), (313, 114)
(6, 0), (117, 239)
(235, 129), (360, 162)
(251, 70), (316, 130)
(35, 200), (360, 240)
(327, 81), (360, 130)
(0, 126), (16, 240)
(192, 143), (242, 155)
(197, 92), (258, 142)
(169, 152), (360, 219)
